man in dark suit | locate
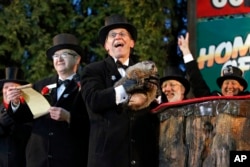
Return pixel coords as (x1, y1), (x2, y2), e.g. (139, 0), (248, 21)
(7, 33), (89, 167)
(81, 14), (159, 167)
(178, 32), (249, 97)
(0, 67), (31, 167)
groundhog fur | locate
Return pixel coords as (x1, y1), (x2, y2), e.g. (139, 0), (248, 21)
(114, 60), (159, 111)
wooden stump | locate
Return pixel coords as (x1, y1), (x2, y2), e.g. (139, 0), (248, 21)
(154, 96), (250, 167)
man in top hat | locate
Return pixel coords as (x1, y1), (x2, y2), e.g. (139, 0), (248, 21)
(178, 32), (248, 97)
(0, 67), (32, 167)
(160, 66), (190, 103)
(7, 33), (89, 167)
(80, 14), (159, 167)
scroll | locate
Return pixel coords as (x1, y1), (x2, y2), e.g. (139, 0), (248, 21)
(16, 84), (50, 119)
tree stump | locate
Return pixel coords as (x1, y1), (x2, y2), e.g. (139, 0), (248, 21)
(153, 95), (250, 167)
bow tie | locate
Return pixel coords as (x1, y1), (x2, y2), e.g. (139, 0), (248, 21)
(58, 79), (71, 87)
(116, 61), (128, 70)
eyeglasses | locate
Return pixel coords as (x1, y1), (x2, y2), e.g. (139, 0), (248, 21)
(52, 52), (76, 60)
(108, 32), (128, 38)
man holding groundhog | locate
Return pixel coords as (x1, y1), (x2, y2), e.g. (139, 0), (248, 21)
(80, 14), (159, 167)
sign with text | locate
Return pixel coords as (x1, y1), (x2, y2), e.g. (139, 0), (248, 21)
(197, 0), (250, 18)
(196, 16), (250, 91)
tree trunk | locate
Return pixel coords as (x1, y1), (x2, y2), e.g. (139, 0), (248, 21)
(155, 96), (250, 167)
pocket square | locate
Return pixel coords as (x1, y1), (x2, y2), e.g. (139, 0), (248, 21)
(111, 75), (116, 81)
(63, 94), (69, 98)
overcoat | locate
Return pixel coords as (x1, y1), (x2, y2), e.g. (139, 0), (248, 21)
(0, 104), (31, 167)
(12, 75), (89, 167)
(81, 56), (159, 167)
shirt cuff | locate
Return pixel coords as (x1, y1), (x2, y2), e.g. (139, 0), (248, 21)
(114, 85), (128, 105)
(183, 54), (194, 63)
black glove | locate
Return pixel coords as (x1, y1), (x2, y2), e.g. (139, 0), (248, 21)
(144, 75), (159, 90)
(122, 79), (138, 93)
(0, 111), (14, 127)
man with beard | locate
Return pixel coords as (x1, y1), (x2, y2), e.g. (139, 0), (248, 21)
(159, 66), (190, 103)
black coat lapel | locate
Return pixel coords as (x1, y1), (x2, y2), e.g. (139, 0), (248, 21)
(104, 56), (122, 86)
(104, 56), (137, 86)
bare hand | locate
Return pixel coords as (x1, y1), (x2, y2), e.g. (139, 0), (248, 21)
(128, 93), (148, 110)
(178, 32), (191, 56)
(48, 106), (70, 123)
(6, 86), (22, 105)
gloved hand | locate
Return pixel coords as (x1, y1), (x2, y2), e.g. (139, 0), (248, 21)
(144, 75), (159, 89)
(0, 111), (14, 127)
(122, 79), (138, 93)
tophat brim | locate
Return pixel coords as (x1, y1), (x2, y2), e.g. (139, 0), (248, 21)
(46, 44), (85, 59)
(160, 76), (190, 95)
(217, 76), (248, 90)
(0, 79), (29, 89)
(98, 23), (137, 46)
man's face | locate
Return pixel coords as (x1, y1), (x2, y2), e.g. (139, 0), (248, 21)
(52, 49), (81, 74)
(221, 79), (244, 96)
(2, 82), (20, 103)
(104, 28), (135, 60)
(161, 79), (185, 102)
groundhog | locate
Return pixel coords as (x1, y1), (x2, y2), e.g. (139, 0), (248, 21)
(114, 60), (159, 110)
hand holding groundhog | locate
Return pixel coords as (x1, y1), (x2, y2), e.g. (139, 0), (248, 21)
(114, 60), (159, 111)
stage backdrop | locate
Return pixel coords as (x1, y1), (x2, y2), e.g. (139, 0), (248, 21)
(195, 0), (250, 92)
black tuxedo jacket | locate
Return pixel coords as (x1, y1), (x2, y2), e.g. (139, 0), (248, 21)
(81, 56), (159, 167)
(13, 75), (89, 167)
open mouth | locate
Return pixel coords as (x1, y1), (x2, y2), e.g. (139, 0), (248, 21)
(114, 42), (124, 47)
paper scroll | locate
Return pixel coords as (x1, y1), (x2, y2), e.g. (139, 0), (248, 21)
(16, 84), (50, 119)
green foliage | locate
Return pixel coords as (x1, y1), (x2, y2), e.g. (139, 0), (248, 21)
(0, 0), (180, 82)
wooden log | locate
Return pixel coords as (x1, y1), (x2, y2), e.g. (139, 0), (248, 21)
(153, 95), (250, 167)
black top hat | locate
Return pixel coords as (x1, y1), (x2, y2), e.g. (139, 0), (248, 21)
(0, 67), (28, 89)
(160, 66), (190, 95)
(98, 14), (137, 46)
(46, 33), (85, 59)
(217, 65), (248, 90)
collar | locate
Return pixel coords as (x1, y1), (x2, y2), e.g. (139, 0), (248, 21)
(58, 73), (76, 81)
(113, 57), (129, 66)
